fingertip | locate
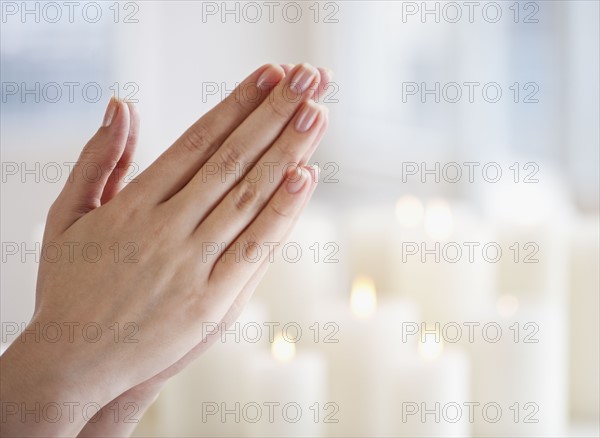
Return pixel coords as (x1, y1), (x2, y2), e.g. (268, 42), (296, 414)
(125, 100), (139, 123)
(306, 163), (320, 184)
(108, 99), (131, 139)
(281, 63), (294, 74)
(102, 96), (119, 127)
(318, 67), (333, 85)
(286, 166), (310, 194)
(124, 101), (140, 146)
(256, 63), (285, 88)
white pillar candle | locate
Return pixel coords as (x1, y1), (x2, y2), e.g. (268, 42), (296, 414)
(481, 177), (572, 307)
(321, 281), (420, 436)
(374, 348), (471, 437)
(245, 337), (328, 437)
(392, 200), (498, 321)
(151, 302), (268, 436)
(344, 206), (400, 299)
(470, 301), (568, 436)
(256, 202), (347, 324)
(568, 216), (600, 422)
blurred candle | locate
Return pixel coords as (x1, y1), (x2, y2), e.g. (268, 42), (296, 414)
(392, 202), (498, 321)
(151, 302), (267, 437)
(245, 336), (328, 437)
(255, 202), (346, 324)
(323, 279), (420, 436)
(568, 217), (599, 423)
(374, 347), (471, 437)
(470, 301), (568, 436)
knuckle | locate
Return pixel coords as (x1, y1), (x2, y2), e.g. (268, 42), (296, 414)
(125, 130), (139, 150)
(47, 199), (61, 221)
(266, 95), (291, 121)
(180, 123), (213, 154)
(268, 198), (290, 219)
(225, 88), (256, 116)
(218, 142), (244, 173)
(273, 138), (299, 164)
(233, 181), (260, 213)
(242, 231), (261, 260)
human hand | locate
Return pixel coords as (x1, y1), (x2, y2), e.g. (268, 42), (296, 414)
(77, 63), (332, 438)
(0, 62), (329, 437)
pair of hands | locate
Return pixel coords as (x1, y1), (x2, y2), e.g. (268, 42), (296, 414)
(0, 62), (331, 437)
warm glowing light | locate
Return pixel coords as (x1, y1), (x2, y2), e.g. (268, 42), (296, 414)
(395, 195), (424, 228)
(271, 334), (295, 362)
(496, 294), (519, 318)
(424, 199), (454, 240)
(489, 185), (547, 226)
(418, 333), (444, 361)
(350, 276), (377, 319)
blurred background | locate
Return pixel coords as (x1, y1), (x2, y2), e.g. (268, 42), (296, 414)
(1, 1), (598, 436)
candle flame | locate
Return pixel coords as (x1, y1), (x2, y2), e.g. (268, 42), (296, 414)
(350, 276), (377, 319)
(271, 334), (295, 362)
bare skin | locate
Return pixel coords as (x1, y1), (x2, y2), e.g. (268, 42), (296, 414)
(0, 62), (331, 437)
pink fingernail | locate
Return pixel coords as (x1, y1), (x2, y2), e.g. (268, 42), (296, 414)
(257, 65), (282, 89)
(307, 164), (320, 183)
(102, 97), (119, 127)
(319, 67), (334, 83)
(295, 103), (320, 133)
(286, 167), (309, 194)
(289, 63), (318, 95)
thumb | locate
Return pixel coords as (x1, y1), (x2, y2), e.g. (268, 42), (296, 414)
(100, 101), (140, 204)
(47, 97), (131, 235)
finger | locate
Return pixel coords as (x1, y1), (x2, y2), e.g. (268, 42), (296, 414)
(100, 101), (140, 204)
(214, 171), (318, 329)
(282, 66), (332, 164)
(281, 64), (332, 100)
(315, 67), (333, 101)
(280, 63), (294, 74)
(150, 177), (317, 374)
(300, 107), (329, 165)
(121, 63), (285, 205)
(47, 98), (130, 235)
(208, 165), (318, 293)
(195, 101), (327, 257)
(169, 63), (321, 228)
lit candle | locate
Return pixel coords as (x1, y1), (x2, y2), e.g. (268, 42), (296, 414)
(245, 336), (328, 437)
(322, 278), (420, 436)
(374, 345), (471, 437)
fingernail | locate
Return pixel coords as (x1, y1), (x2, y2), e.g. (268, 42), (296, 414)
(257, 65), (283, 89)
(286, 167), (309, 194)
(102, 97), (119, 127)
(289, 63), (318, 95)
(295, 103), (320, 133)
(307, 164), (320, 183)
(320, 67), (334, 82)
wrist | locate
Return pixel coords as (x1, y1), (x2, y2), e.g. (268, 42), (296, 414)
(76, 377), (166, 437)
(0, 320), (117, 436)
